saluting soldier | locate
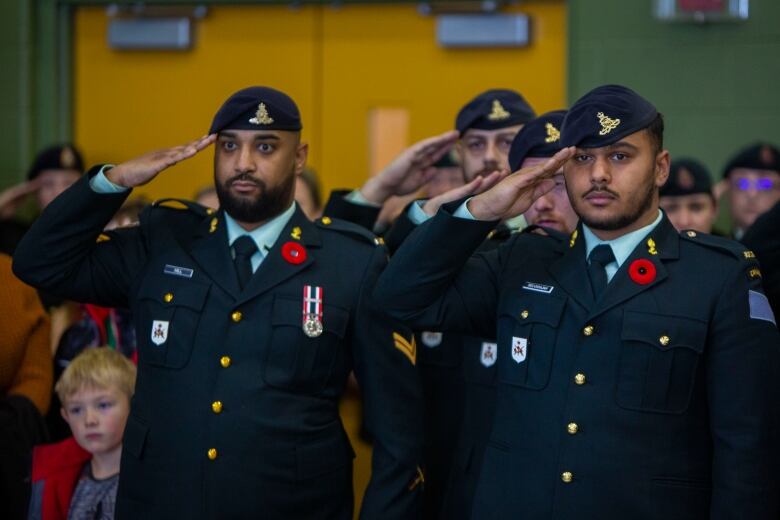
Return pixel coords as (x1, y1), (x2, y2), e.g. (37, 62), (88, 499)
(375, 84), (780, 519)
(13, 86), (424, 520)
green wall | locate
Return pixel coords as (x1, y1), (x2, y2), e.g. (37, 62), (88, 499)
(568, 0), (780, 178)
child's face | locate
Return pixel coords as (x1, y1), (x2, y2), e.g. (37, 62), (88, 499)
(61, 385), (130, 457)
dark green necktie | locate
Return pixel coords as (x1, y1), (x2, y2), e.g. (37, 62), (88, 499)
(587, 244), (615, 300)
(233, 235), (257, 290)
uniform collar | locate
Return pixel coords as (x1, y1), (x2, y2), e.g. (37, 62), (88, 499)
(582, 209), (663, 267)
(224, 202), (297, 255)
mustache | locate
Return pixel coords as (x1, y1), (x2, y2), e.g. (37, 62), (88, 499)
(227, 173), (264, 187)
(584, 186), (619, 198)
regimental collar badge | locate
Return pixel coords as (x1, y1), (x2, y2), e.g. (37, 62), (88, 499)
(597, 111), (620, 136)
(249, 102), (275, 125)
(647, 238), (658, 255)
(60, 147), (76, 169)
(569, 229), (578, 248)
(291, 226), (302, 240)
(544, 122), (560, 143)
(487, 99), (511, 121)
(676, 167), (695, 190)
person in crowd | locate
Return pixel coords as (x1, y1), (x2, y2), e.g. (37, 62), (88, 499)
(28, 347), (136, 520)
(375, 84), (780, 519)
(14, 85), (423, 519)
(659, 157), (718, 234)
(295, 167), (323, 220)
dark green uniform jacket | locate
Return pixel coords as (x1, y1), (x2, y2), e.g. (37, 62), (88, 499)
(374, 202), (780, 520)
(13, 171), (424, 520)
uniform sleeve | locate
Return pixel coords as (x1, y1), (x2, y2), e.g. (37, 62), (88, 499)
(373, 201), (504, 339)
(352, 245), (424, 520)
(707, 260), (780, 518)
(322, 190), (381, 232)
(12, 170), (147, 308)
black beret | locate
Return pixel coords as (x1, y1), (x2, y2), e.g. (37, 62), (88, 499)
(209, 86), (302, 134)
(722, 142), (780, 178)
(561, 84), (658, 149)
(27, 144), (84, 180)
(455, 89), (536, 135)
(508, 110), (567, 172)
(660, 158), (713, 197)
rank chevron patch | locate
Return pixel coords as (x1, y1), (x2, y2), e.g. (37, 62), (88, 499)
(393, 332), (417, 365)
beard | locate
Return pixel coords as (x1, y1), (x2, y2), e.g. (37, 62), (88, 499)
(574, 179), (656, 232)
(215, 171), (295, 224)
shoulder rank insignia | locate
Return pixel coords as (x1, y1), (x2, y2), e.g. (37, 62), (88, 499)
(569, 229), (578, 248)
(597, 111), (621, 136)
(647, 238), (658, 255)
(393, 332), (417, 365)
(749, 267), (762, 279)
(487, 99), (510, 121)
(209, 217), (218, 234)
(96, 233), (111, 243)
(249, 102), (274, 125)
(544, 122), (561, 143)
(744, 250), (756, 259)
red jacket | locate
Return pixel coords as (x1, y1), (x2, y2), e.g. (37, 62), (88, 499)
(29, 437), (91, 520)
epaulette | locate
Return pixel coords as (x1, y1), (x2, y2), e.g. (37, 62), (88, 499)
(152, 198), (215, 218)
(315, 215), (382, 246)
(679, 229), (757, 261)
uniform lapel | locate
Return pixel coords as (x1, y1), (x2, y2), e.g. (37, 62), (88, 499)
(236, 207), (321, 305)
(189, 210), (241, 298)
(587, 215), (679, 320)
(547, 224), (595, 310)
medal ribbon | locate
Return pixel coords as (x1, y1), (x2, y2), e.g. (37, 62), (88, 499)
(302, 285), (323, 326)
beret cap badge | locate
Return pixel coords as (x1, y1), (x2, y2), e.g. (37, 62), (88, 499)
(597, 112), (621, 136)
(249, 103), (274, 126)
(544, 122), (561, 143)
(487, 99), (511, 121)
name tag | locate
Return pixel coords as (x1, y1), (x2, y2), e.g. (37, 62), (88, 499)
(522, 282), (554, 294)
(163, 264), (194, 279)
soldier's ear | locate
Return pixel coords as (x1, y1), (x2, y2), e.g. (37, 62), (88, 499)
(294, 142), (309, 176)
(655, 149), (670, 187)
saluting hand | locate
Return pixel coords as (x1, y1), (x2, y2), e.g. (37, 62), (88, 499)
(467, 147), (575, 221)
(0, 179), (41, 219)
(106, 134), (217, 188)
(422, 169), (506, 217)
(359, 130), (459, 205)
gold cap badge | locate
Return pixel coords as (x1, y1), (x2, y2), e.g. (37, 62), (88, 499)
(544, 122), (560, 143)
(487, 99), (511, 121)
(60, 147), (76, 169)
(597, 112), (621, 136)
(249, 103), (274, 125)
(676, 167), (695, 190)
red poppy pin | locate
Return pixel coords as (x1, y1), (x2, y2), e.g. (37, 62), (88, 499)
(629, 259), (656, 285)
(281, 241), (307, 265)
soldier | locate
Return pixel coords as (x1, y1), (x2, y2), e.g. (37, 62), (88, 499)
(321, 88), (536, 519)
(659, 158), (718, 233)
(375, 84), (780, 519)
(13, 86), (423, 520)
(720, 142), (780, 239)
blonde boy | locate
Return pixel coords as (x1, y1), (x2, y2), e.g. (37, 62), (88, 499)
(28, 348), (135, 520)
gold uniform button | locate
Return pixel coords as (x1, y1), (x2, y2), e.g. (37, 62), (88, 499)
(686, 230), (697, 237)
(567, 422), (579, 435)
(583, 325), (594, 336)
(163, 292), (174, 303)
(520, 310), (529, 319)
(321, 216), (332, 225)
(231, 311), (243, 323)
(561, 471), (573, 483)
(574, 373), (586, 385)
(211, 401), (223, 414)
(207, 448), (218, 460)
(220, 356), (232, 368)
(659, 335), (670, 346)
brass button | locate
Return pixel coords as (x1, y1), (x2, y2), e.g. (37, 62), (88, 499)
(220, 356), (232, 368)
(561, 471), (573, 483)
(567, 422), (578, 435)
(163, 292), (174, 303)
(659, 335), (670, 346)
(206, 208), (215, 215)
(583, 325), (594, 336)
(207, 448), (218, 460)
(686, 230), (697, 237)
(520, 310), (529, 319)
(574, 373), (586, 385)
(321, 216), (332, 225)
(231, 311), (243, 323)
(211, 401), (223, 414)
